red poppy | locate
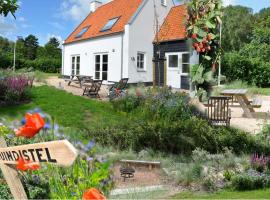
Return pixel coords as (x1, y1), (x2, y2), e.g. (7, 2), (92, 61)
(82, 188), (106, 200)
(16, 157), (40, 171)
(16, 113), (45, 138)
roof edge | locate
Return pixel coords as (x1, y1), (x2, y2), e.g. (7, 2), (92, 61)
(128, 0), (149, 25)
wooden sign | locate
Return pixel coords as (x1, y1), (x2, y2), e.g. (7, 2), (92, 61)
(0, 138), (78, 199)
(0, 140), (78, 166)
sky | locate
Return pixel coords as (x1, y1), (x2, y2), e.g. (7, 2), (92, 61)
(0, 0), (269, 46)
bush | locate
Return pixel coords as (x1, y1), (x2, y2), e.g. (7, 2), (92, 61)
(231, 170), (270, 191)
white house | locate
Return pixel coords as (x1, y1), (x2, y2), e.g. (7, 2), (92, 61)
(62, 0), (175, 84)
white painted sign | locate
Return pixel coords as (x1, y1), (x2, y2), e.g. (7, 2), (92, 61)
(0, 140), (78, 167)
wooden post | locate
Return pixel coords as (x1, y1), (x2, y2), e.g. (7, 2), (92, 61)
(153, 61), (156, 87)
(0, 137), (28, 200)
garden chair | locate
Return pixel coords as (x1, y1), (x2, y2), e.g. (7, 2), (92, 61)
(82, 80), (103, 98)
(108, 78), (129, 100)
(206, 96), (231, 127)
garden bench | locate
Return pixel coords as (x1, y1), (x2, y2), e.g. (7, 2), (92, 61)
(120, 159), (161, 170)
(64, 75), (93, 88)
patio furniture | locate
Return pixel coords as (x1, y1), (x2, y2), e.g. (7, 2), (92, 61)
(82, 80), (103, 98)
(65, 75), (92, 88)
(108, 78), (129, 99)
(120, 159), (161, 170)
(221, 89), (258, 118)
(120, 166), (135, 182)
(206, 96), (231, 127)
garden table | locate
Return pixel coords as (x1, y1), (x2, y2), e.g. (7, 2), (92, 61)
(66, 75), (93, 88)
(221, 89), (255, 118)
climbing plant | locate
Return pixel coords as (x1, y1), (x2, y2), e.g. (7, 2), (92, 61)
(186, 0), (223, 97)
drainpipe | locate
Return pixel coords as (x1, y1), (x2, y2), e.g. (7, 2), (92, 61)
(62, 44), (65, 75)
(120, 33), (124, 79)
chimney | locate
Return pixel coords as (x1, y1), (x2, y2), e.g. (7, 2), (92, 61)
(90, 0), (102, 13)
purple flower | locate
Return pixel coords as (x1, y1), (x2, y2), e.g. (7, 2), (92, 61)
(87, 156), (93, 162)
(33, 108), (41, 113)
(21, 118), (26, 125)
(7, 134), (14, 139)
(44, 123), (51, 130)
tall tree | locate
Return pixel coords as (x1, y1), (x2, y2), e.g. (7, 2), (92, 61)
(0, 0), (19, 18)
(222, 5), (254, 52)
(44, 37), (61, 59)
(24, 34), (39, 60)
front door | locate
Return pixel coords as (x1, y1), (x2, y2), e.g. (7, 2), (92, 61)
(95, 54), (108, 81)
(166, 52), (190, 89)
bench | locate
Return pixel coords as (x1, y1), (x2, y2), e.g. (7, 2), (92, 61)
(120, 159), (161, 170)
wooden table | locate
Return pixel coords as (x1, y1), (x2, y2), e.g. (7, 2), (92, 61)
(65, 75), (92, 88)
(221, 89), (255, 118)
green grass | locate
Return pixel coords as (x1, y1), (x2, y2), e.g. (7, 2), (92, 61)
(171, 189), (270, 199)
(0, 85), (124, 130)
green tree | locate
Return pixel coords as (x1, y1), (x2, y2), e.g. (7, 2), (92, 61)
(222, 5), (254, 52)
(24, 34), (39, 60)
(44, 37), (61, 59)
(0, 0), (18, 17)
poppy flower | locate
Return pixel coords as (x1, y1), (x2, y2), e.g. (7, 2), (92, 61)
(16, 157), (40, 171)
(82, 188), (106, 200)
(16, 113), (45, 138)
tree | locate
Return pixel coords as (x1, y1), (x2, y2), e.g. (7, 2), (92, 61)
(24, 35), (39, 60)
(0, 0), (19, 18)
(44, 37), (61, 59)
(222, 5), (254, 52)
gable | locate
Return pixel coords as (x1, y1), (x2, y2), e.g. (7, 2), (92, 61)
(64, 0), (144, 44)
(155, 4), (187, 42)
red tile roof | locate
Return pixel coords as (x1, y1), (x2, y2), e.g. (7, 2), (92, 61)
(155, 4), (187, 43)
(64, 0), (144, 44)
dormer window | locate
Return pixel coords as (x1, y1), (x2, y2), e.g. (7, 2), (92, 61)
(100, 17), (120, 32)
(161, 0), (167, 6)
(75, 26), (90, 38)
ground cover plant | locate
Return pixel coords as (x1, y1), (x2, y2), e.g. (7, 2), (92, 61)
(0, 109), (113, 199)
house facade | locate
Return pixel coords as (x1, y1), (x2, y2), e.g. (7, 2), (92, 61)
(153, 5), (199, 90)
(62, 0), (175, 84)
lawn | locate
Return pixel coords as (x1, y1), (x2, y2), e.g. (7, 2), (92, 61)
(171, 189), (270, 199)
(0, 85), (124, 130)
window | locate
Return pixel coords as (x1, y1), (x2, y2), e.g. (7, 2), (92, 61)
(161, 0), (167, 6)
(137, 52), (145, 70)
(95, 54), (108, 80)
(75, 26), (90, 38)
(168, 55), (178, 68)
(100, 17), (120, 32)
(71, 55), (80, 75)
(182, 53), (190, 74)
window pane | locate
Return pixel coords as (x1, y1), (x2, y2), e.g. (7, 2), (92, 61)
(101, 17), (119, 32)
(95, 64), (100, 71)
(169, 55), (178, 68)
(75, 26), (90, 38)
(95, 72), (100, 80)
(103, 55), (108, 63)
(182, 64), (190, 73)
(102, 63), (108, 71)
(182, 53), (190, 63)
(95, 55), (100, 63)
(102, 72), (107, 80)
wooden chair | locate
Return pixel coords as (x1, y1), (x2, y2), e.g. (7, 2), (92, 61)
(206, 96), (231, 126)
(82, 80), (103, 98)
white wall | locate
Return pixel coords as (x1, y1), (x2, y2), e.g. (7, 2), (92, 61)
(62, 34), (123, 82)
(126, 0), (174, 83)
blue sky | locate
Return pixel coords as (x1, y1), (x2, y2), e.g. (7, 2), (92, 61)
(0, 0), (269, 46)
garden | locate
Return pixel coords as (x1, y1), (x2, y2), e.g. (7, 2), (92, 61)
(0, 0), (270, 199)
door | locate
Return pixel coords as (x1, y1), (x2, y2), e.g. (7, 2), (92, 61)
(95, 54), (108, 81)
(166, 52), (190, 89)
(71, 55), (80, 75)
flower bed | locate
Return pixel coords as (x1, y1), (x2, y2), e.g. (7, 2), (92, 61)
(0, 109), (113, 199)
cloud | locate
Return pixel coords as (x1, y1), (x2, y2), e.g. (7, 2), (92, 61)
(0, 16), (17, 36)
(223, 0), (237, 6)
(18, 17), (26, 22)
(50, 22), (65, 30)
(59, 0), (110, 22)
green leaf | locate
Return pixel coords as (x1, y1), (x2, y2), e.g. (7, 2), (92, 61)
(203, 55), (212, 61)
(198, 28), (207, 37)
(206, 21), (215, 29)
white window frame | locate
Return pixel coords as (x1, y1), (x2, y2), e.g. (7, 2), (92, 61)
(181, 52), (190, 76)
(137, 52), (146, 71)
(161, 0), (167, 6)
(94, 53), (109, 80)
(167, 52), (190, 74)
(71, 55), (80, 75)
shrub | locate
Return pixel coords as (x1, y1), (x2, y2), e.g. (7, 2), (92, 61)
(231, 170), (270, 191)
